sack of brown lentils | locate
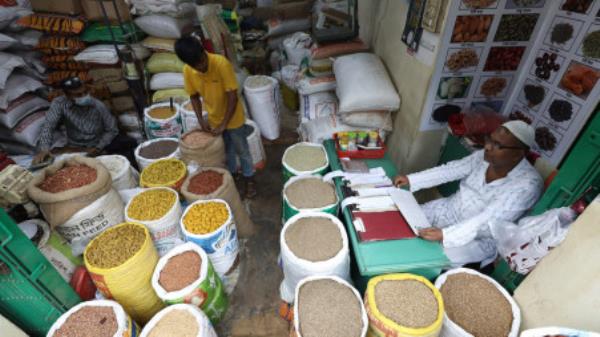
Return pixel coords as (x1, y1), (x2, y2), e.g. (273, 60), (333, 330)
(47, 300), (139, 337)
(151, 242), (228, 324)
(27, 156), (113, 228)
(135, 138), (181, 170)
(140, 304), (217, 337)
(179, 130), (226, 168)
(181, 167), (255, 238)
(434, 268), (521, 337)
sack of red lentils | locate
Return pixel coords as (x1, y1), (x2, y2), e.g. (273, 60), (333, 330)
(140, 304), (218, 337)
(179, 130), (226, 168)
(181, 167), (255, 238)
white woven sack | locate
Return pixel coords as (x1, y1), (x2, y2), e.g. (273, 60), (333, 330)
(134, 15), (191, 39)
(0, 94), (48, 128)
(434, 268), (521, 337)
(340, 111), (393, 131)
(134, 138), (181, 170)
(334, 53), (400, 113)
(243, 76), (281, 140)
(140, 304), (217, 337)
(144, 101), (183, 139)
(47, 300), (135, 337)
(179, 99), (208, 133)
(297, 75), (336, 95)
(279, 212), (350, 303)
(0, 73), (43, 109)
(245, 119), (266, 168)
(97, 155), (137, 191)
(299, 114), (354, 144)
(150, 72), (185, 90)
(299, 91), (338, 121)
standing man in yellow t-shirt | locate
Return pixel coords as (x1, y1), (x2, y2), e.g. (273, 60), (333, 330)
(175, 35), (256, 198)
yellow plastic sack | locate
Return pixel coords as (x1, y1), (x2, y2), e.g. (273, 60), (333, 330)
(152, 89), (189, 103)
(84, 222), (165, 324)
(142, 36), (176, 52)
(365, 274), (444, 337)
(146, 52), (184, 74)
(140, 158), (187, 190)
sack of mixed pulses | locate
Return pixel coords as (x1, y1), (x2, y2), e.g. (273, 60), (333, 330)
(125, 187), (183, 256)
(144, 102), (183, 139)
(181, 199), (239, 277)
(434, 268), (521, 337)
(47, 300), (139, 337)
(140, 304), (218, 337)
(97, 154), (137, 191)
(280, 212), (350, 303)
(282, 175), (338, 223)
(140, 158), (187, 191)
(151, 242), (228, 324)
(179, 130), (226, 168)
(282, 142), (329, 182)
(84, 222), (165, 324)
(182, 167), (254, 238)
(135, 138), (180, 170)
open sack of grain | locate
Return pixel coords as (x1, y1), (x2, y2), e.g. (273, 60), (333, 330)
(135, 138), (180, 170)
(140, 158), (187, 191)
(181, 199), (239, 277)
(282, 175), (338, 223)
(179, 130), (226, 168)
(151, 242), (228, 324)
(181, 167), (254, 238)
(293, 276), (368, 337)
(84, 222), (165, 324)
(144, 101), (183, 139)
(125, 187), (183, 256)
(140, 304), (218, 337)
(282, 142), (329, 182)
(435, 268), (521, 337)
(97, 154), (138, 191)
(47, 300), (138, 337)
(280, 212), (350, 303)
(365, 274), (444, 337)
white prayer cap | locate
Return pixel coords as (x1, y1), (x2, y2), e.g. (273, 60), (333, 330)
(502, 120), (535, 148)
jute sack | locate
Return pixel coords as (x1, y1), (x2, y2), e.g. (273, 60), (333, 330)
(27, 156), (112, 228)
(179, 130), (226, 168)
(181, 167), (255, 238)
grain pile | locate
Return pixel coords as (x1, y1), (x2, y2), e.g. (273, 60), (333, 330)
(53, 306), (117, 337)
(441, 273), (513, 337)
(183, 131), (214, 147)
(38, 165), (97, 193)
(298, 279), (363, 337)
(159, 251), (202, 292)
(149, 106), (176, 119)
(375, 280), (438, 328)
(142, 159), (186, 186)
(284, 145), (327, 172)
(147, 309), (199, 337)
(139, 139), (179, 159)
(85, 224), (146, 269)
(285, 178), (336, 209)
(285, 217), (342, 262)
(187, 171), (224, 195)
(127, 189), (177, 221)
(183, 201), (229, 234)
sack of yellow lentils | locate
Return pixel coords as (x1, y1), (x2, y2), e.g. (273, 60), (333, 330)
(180, 199), (239, 277)
(84, 222), (165, 324)
(179, 130), (226, 168)
(151, 242), (228, 323)
(140, 158), (187, 190)
(125, 187), (183, 256)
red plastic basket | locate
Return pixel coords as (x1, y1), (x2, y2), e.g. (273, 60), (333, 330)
(334, 133), (386, 159)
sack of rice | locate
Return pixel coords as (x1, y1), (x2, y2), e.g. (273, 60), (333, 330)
(97, 154), (137, 190)
(140, 304), (218, 337)
(365, 274), (444, 337)
(47, 300), (139, 337)
(125, 187), (183, 256)
(434, 268), (521, 337)
(180, 199), (239, 277)
(134, 138), (180, 170)
(151, 243), (228, 323)
(293, 276), (368, 337)
(144, 102), (183, 139)
(140, 158), (187, 191)
(280, 212), (350, 303)
(179, 130), (226, 168)
(282, 142), (329, 182)
(282, 175), (338, 223)
(84, 222), (165, 324)
(181, 168), (254, 238)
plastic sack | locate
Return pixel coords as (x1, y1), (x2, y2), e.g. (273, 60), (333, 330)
(311, 39), (369, 60)
(179, 99), (208, 133)
(97, 155), (138, 191)
(0, 108), (47, 148)
(245, 119), (267, 170)
(490, 207), (577, 275)
(520, 327), (600, 337)
(150, 243), (228, 324)
(146, 52), (185, 74)
(334, 53), (400, 113)
(0, 73), (43, 109)
(74, 44), (150, 64)
(144, 101), (183, 139)
(283, 32), (311, 66)
(280, 212), (350, 303)
(297, 75), (336, 95)
(267, 17), (311, 37)
(130, 0), (195, 17)
(142, 36), (175, 52)
(281, 64), (300, 90)
(140, 304), (218, 337)
(0, 33), (16, 51)
(134, 138), (181, 171)
(299, 114), (354, 144)
(300, 91), (338, 121)
(341, 111), (393, 131)
(152, 88), (189, 103)
(243, 75), (281, 140)
(134, 15), (191, 39)
(149, 72), (184, 90)
(0, 52), (25, 90)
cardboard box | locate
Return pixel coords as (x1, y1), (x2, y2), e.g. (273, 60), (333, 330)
(81, 0), (131, 22)
(30, 0), (82, 15)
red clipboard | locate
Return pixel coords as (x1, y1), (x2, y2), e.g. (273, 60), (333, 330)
(353, 210), (417, 242)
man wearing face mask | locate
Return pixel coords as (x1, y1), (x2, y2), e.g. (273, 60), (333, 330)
(32, 76), (119, 165)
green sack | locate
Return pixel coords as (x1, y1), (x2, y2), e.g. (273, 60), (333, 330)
(81, 22), (146, 43)
(146, 52), (185, 74)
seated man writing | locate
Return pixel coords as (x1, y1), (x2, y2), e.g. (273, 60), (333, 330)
(395, 121), (543, 267)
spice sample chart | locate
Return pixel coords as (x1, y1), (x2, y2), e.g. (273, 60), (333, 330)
(504, 0), (600, 165)
(420, 0), (551, 131)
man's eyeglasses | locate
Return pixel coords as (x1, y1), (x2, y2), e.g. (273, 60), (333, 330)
(484, 135), (527, 151)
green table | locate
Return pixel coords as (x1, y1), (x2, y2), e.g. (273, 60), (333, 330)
(323, 140), (450, 291)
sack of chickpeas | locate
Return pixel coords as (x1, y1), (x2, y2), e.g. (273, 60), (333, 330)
(125, 187), (184, 256)
(140, 158), (187, 191)
(180, 199), (239, 277)
(179, 130), (226, 168)
(140, 304), (217, 337)
(181, 167), (255, 238)
(151, 242), (228, 323)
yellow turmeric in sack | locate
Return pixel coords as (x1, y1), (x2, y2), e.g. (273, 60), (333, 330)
(17, 14), (85, 35)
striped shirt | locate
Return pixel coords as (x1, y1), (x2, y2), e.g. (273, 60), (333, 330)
(38, 96), (118, 151)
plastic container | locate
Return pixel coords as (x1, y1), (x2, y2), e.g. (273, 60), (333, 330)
(334, 133), (386, 159)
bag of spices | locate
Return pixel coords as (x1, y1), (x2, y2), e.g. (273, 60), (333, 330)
(97, 154), (138, 191)
(292, 276), (368, 337)
(434, 268), (521, 337)
(365, 274), (444, 337)
(125, 187), (183, 256)
(84, 222), (165, 324)
(151, 243), (228, 324)
(144, 101), (183, 139)
(282, 142), (329, 182)
(180, 199), (239, 277)
(134, 138), (180, 170)
(47, 300), (139, 337)
(140, 158), (187, 191)
(181, 167), (255, 238)
(280, 212), (350, 303)
(179, 130), (226, 169)
(283, 175), (338, 223)
(140, 304), (218, 337)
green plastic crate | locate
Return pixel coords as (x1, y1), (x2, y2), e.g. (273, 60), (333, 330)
(0, 210), (81, 337)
